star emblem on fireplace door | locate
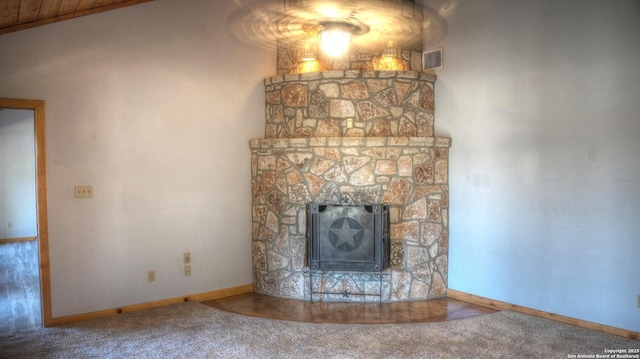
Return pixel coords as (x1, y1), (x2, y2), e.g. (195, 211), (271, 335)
(328, 217), (364, 252)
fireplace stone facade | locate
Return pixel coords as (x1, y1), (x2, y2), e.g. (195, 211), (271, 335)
(250, 70), (451, 302)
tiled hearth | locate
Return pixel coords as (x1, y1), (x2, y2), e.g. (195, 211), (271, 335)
(250, 70), (451, 302)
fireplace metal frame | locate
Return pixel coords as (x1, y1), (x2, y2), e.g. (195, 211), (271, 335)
(306, 201), (390, 304)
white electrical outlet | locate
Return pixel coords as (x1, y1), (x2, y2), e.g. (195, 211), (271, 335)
(184, 265), (191, 277)
(184, 252), (191, 264)
(148, 270), (155, 282)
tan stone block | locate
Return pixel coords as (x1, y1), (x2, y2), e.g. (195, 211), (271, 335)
(388, 137), (409, 146)
(412, 152), (431, 165)
(369, 119), (392, 137)
(285, 170), (303, 185)
(297, 209), (306, 235)
(266, 91), (281, 104)
(375, 160), (397, 175)
(272, 226), (289, 253)
(414, 163), (434, 184)
(366, 79), (388, 93)
(257, 156), (276, 171)
(289, 183), (310, 203)
(267, 250), (289, 271)
(397, 156), (413, 176)
(357, 101), (389, 121)
(406, 245), (429, 267)
(344, 128), (365, 137)
(290, 236), (306, 269)
(435, 137), (452, 147)
(341, 137), (365, 147)
(252, 242), (267, 270)
(266, 191), (287, 214)
(342, 82), (369, 99)
(389, 207), (400, 223)
(325, 148), (341, 161)
(343, 156), (370, 173)
(253, 206), (267, 223)
(362, 147), (386, 159)
(392, 220), (419, 242)
(435, 159), (448, 184)
(330, 99), (356, 117)
(403, 198), (427, 220)
(374, 88), (396, 106)
(381, 178), (410, 204)
(310, 157), (334, 175)
(322, 70), (345, 78)
(286, 152), (313, 168)
(412, 263), (432, 283)
(304, 173), (325, 196)
(324, 164), (348, 182)
(416, 113), (434, 137)
(251, 177), (262, 200)
(341, 147), (359, 156)
(284, 73), (299, 82)
(309, 137), (326, 147)
(365, 137), (387, 147)
(439, 229), (449, 254)
(263, 172), (275, 193)
(428, 201), (442, 223)
(265, 211), (279, 233)
(430, 272), (447, 297)
(410, 280), (429, 299)
(316, 119), (341, 136)
(399, 117), (417, 137)
(395, 82), (412, 103)
(265, 124), (277, 138)
(282, 84), (308, 107)
(390, 239), (404, 269)
(327, 137), (341, 146)
(350, 166), (375, 186)
(420, 88), (434, 111)
(276, 158), (291, 175)
(390, 270), (411, 300)
(289, 138), (308, 147)
(422, 222), (442, 247)
(319, 83), (340, 98)
(258, 226), (274, 240)
(412, 186), (441, 201)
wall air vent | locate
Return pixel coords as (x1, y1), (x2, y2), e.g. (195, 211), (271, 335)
(423, 48), (443, 70)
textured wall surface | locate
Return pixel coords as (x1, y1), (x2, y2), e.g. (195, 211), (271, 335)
(424, 0), (640, 332)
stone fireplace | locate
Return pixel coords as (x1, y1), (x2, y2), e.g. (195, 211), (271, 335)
(249, 0), (450, 302)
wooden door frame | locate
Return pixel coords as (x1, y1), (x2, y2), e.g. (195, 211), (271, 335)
(0, 98), (52, 327)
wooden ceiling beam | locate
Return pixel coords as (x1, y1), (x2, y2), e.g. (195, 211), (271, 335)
(0, 0), (153, 36)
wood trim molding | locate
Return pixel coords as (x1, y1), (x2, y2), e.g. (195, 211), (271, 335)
(0, 236), (37, 244)
(51, 284), (254, 326)
(447, 289), (639, 340)
(0, 98), (52, 327)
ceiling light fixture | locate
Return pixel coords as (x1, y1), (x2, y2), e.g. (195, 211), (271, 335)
(319, 22), (353, 57)
(318, 21), (369, 58)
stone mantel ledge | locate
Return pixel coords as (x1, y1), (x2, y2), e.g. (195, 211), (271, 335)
(249, 136), (451, 150)
(265, 70), (437, 86)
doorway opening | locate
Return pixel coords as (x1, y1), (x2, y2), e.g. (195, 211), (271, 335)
(0, 98), (52, 329)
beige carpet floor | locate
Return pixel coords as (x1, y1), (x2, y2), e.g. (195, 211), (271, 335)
(0, 301), (637, 358)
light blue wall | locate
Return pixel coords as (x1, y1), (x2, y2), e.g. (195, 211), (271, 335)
(423, 0), (640, 332)
(0, 109), (37, 239)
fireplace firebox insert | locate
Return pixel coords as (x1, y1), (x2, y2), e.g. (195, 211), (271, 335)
(307, 202), (390, 272)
